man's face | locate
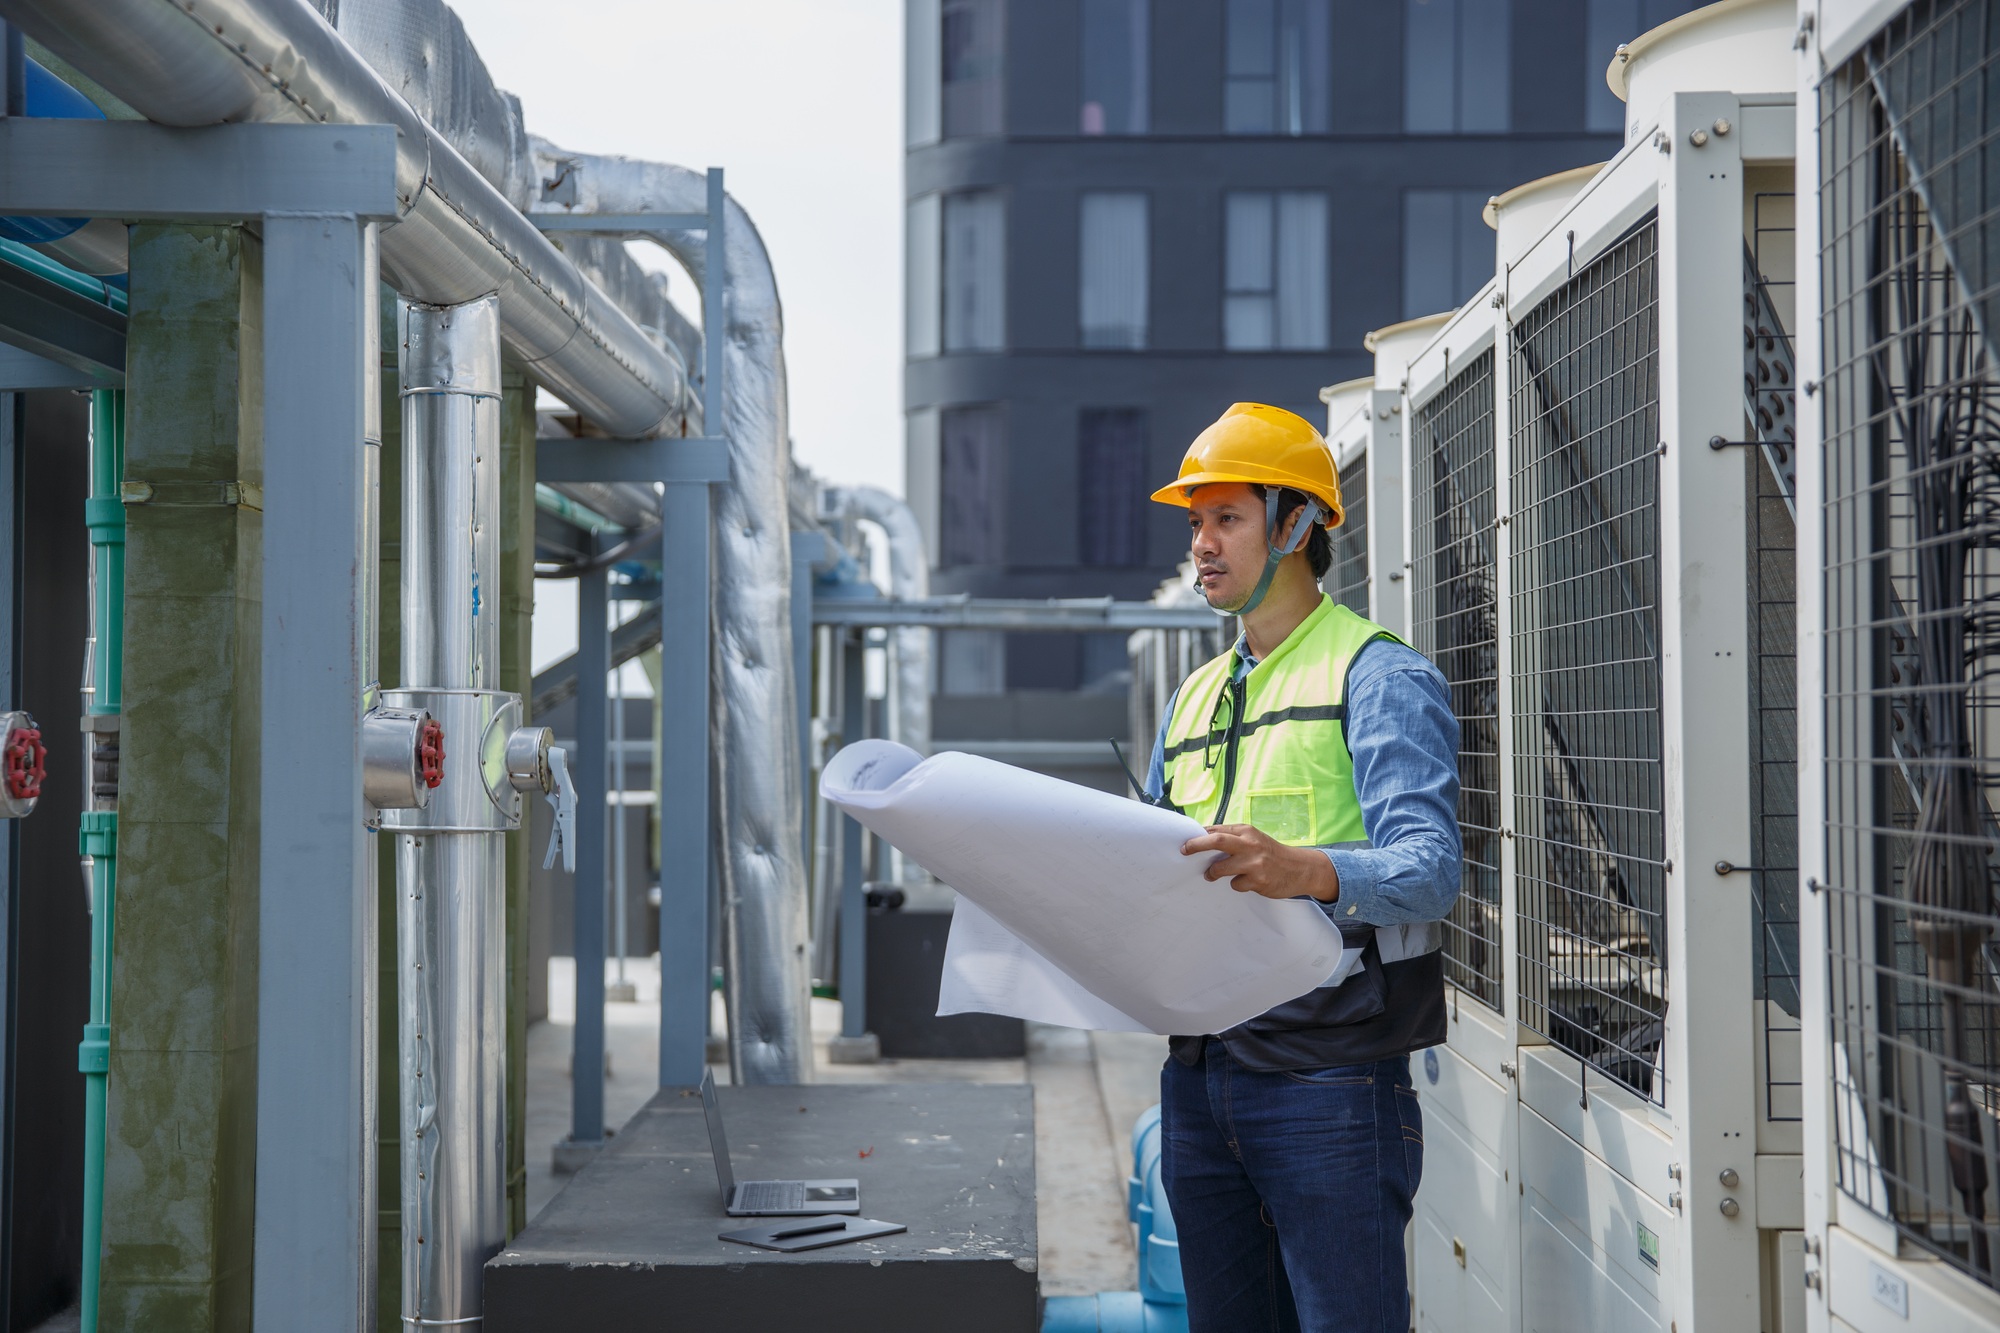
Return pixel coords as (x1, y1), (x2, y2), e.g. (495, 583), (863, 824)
(1187, 482), (1270, 610)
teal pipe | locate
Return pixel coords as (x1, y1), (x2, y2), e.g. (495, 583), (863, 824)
(78, 388), (123, 1333)
(0, 236), (125, 312)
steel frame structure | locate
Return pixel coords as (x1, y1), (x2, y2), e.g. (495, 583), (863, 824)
(0, 117), (399, 1327)
(531, 170), (730, 1150)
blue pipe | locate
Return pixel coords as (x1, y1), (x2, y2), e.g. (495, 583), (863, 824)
(0, 58), (106, 246)
(1042, 1105), (1188, 1333)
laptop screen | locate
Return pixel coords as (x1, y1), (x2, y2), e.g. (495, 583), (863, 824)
(700, 1070), (734, 1202)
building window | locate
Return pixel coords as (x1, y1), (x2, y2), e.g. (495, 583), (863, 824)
(942, 0), (1003, 138)
(1404, 0), (1510, 135)
(907, 194), (941, 358)
(1078, 409), (1150, 566)
(1403, 189), (1493, 318)
(940, 403), (1005, 567)
(1081, 0), (1149, 134)
(1224, 191), (1329, 351)
(943, 190), (1006, 352)
(1079, 193), (1149, 349)
(1225, 0), (1330, 135)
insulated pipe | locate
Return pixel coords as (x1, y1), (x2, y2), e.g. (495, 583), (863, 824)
(0, 0), (694, 438)
(529, 143), (813, 1084)
(820, 486), (930, 887)
(395, 296), (507, 1326)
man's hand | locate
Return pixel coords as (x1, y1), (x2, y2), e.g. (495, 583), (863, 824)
(1181, 824), (1340, 902)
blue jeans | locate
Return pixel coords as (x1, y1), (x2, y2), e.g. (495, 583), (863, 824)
(1160, 1042), (1422, 1333)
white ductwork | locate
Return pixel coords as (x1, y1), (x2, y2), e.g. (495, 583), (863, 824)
(819, 484), (930, 800)
(527, 140), (813, 1085)
(0, 0), (695, 438)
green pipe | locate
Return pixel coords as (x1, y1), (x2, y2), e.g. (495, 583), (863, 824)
(78, 388), (123, 1333)
(533, 482), (621, 534)
(0, 236), (126, 313)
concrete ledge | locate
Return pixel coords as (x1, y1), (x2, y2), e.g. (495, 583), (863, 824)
(825, 1032), (881, 1064)
(488, 1083), (1039, 1332)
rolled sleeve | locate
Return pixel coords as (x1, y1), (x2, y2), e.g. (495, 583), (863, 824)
(1319, 641), (1463, 927)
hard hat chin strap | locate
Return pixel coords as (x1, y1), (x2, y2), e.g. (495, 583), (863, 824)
(1213, 491), (1320, 618)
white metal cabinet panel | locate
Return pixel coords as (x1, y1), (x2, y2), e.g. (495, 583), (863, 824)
(1824, 1225), (2000, 1333)
(1518, 1105), (1675, 1333)
(1413, 1042), (1515, 1332)
(1518, 1046), (1676, 1211)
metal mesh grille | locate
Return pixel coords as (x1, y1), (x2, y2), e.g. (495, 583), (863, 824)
(1327, 451), (1370, 615)
(1508, 218), (1669, 1104)
(1747, 192), (1804, 1124)
(1410, 350), (1504, 1010)
(1820, 2), (2000, 1282)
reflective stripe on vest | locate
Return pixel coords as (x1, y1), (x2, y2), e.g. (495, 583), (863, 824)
(1162, 597), (1440, 963)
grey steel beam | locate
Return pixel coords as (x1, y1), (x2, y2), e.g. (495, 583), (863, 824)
(657, 481), (712, 1087)
(568, 565), (610, 1149)
(253, 212), (373, 1330)
(534, 436), (729, 484)
(812, 596), (1220, 632)
(529, 597), (662, 717)
(838, 631), (868, 1043)
(0, 258), (125, 380)
(0, 342), (115, 390)
(0, 120), (399, 221)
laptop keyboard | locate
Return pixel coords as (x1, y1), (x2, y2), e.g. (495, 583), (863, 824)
(736, 1180), (806, 1212)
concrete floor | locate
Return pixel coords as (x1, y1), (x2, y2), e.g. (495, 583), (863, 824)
(529, 955), (1167, 1298)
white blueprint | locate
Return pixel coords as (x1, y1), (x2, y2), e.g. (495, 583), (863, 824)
(819, 740), (1362, 1036)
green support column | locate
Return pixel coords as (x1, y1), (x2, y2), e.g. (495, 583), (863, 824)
(101, 225), (263, 1330)
(499, 368), (535, 1236)
(373, 284), (404, 1331)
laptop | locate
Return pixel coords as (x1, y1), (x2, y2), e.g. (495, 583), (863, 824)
(701, 1070), (861, 1217)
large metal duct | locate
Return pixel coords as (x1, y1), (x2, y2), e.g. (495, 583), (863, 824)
(529, 140), (812, 1084)
(820, 484), (930, 887)
(390, 297), (509, 1326)
(0, 0), (694, 438)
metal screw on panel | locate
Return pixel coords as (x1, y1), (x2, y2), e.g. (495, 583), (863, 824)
(1668, 1191), (1683, 1211)
(1804, 1270), (1821, 1291)
(1719, 1197), (1741, 1218)
(1668, 1163), (1683, 1182)
(1713, 117), (1732, 136)
(1719, 1167), (1740, 1189)
(1689, 128), (1710, 147)
(1499, 1061), (1517, 1079)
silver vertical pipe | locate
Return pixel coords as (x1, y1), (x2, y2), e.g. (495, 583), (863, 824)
(358, 220), (381, 1327)
(396, 295), (506, 1328)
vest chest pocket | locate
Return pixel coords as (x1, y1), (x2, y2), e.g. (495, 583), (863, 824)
(1246, 787), (1315, 845)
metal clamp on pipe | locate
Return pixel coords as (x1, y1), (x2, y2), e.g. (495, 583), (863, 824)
(504, 724), (555, 794)
(0, 710), (46, 818)
(361, 705), (439, 820)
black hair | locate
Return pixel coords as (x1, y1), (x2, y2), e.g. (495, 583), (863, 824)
(1253, 484), (1334, 580)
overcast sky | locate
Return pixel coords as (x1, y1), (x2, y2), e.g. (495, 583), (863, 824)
(452, 0), (906, 497)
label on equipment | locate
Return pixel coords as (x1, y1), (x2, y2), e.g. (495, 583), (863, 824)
(1636, 1222), (1660, 1273)
(1868, 1261), (1909, 1318)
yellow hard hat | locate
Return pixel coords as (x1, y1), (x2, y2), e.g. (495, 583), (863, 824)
(1149, 403), (1344, 527)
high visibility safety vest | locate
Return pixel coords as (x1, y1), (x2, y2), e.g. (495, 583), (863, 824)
(1161, 596), (1450, 1071)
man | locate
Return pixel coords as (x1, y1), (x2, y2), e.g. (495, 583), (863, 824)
(1143, 403), (1461, 1333)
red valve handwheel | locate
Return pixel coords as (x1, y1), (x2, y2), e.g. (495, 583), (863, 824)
(4, 724), (45, 802)
(417, 718), (446, 789)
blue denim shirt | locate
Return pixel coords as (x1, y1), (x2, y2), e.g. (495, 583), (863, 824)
(1146, 635), (1463, 927)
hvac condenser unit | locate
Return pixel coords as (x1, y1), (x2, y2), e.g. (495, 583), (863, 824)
(1801, 0), (2000, 1327)
(1403, 2), (1805, 1327)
